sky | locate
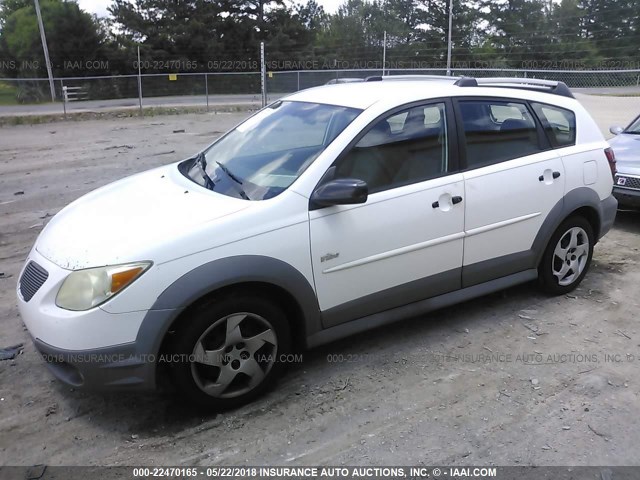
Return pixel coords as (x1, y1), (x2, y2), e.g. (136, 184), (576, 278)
(77, 0), (343, 18)
(77, 0), (111, 17)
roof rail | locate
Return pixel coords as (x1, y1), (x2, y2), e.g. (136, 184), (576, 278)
(365, 74), (461, 82)
(454, 76), (574, 98)
(361, 74), (575, 98)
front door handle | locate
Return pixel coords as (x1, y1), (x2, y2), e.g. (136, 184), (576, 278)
(552, 171), (561, 179)
(432, 201), (439, 209)
(452, 196), (463, 205)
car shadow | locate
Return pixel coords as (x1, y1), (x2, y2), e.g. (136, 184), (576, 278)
(614, 208), (640, 235)
(52, 280), (544, 441)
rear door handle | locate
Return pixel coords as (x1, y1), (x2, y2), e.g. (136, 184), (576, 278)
(539, 171), (562, 181)
(433, 195), (463, 209)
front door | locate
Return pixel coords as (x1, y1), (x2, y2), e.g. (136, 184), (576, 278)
(309, 101), (466, 327)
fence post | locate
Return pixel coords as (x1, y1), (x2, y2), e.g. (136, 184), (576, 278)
(59, 79), (64, 114)
(297, 71), (300, 91)
(260, 42), (267, 107)
(205, 73), (209, 112)
(62, 85), (67, 119)
(382, 30), (387, 76)
(137, 45), (143, 116)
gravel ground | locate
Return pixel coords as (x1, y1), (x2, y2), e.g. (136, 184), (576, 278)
(1, 94), (640, 467)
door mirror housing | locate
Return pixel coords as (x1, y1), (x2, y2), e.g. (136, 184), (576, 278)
(609, 125), (624, 135)
(311, 178), (368, 208)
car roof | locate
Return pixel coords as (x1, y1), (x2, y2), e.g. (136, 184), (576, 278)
(287, 80), (456, 109)
(285, 78), (578, 111)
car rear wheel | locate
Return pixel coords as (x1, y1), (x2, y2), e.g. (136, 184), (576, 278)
(169, 294), (291, 409)
(538, 216), (594, 295)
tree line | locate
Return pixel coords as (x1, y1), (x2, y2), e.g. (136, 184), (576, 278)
(0, 0), (639, 80)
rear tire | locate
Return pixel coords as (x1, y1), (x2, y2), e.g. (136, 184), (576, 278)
(169, 293), (291, 409)
(538, 216), (594, 295)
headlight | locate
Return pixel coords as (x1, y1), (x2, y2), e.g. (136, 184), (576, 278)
(56, 262), (151, 311)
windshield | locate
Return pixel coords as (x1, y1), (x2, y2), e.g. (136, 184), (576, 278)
(625, 115), (640, 134)
(185, 101), (361, 200)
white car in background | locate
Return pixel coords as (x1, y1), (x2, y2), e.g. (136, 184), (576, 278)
(17, 76), (617, 409)
(609, 114), (640, 207)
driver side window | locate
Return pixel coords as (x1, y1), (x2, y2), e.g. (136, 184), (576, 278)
(333, 102), (449, 193)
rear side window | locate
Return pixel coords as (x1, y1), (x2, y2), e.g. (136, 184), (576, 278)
(531, 102), (576, 147)
(458, 100), (543, 169)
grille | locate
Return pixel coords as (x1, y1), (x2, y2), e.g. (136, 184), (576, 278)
(19, 261), (49, 302)
(616, 175), (640, 191)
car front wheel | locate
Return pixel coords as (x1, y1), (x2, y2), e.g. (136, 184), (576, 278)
(538, 216), (594, 295)
(169, 294), (291, 409)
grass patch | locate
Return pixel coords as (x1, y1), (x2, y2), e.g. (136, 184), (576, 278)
(589, 93), (640, 97)
(0, 103), (258, 126)
(0, 82), (18, 105)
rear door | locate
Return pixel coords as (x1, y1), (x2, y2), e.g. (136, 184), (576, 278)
(454, 97), (565, 287)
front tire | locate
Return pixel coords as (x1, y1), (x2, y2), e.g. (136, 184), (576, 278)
(538, 216), (594, 295)
(169, 293), (291, 409)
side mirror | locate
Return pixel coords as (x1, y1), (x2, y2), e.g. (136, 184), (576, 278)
(311, 178), (368, 208)
(609, 125), (624, 135)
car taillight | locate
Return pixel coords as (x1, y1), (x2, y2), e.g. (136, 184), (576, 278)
(604, 147), (617, 178)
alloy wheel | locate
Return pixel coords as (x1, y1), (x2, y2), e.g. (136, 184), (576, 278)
(190, 312), (277, 398)
(552, 226), (590, 287)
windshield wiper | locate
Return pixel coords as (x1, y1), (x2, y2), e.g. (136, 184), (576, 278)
(215, 161), (243, 184)
(215, 161), (251, 200)
(195, 152), (215, 189)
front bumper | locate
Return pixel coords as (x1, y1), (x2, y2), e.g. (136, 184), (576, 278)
(33, 337), (156, 391)
(17, 249), (159, 391)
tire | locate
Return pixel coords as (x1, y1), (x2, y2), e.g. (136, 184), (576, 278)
(169, 293), (291, 409)
(538, 216), (594, 295)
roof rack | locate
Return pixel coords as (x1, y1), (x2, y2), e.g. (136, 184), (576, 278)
(360, 74), (575, 98)
(455, 76), (574, 98)
(365, 74), (460, 82)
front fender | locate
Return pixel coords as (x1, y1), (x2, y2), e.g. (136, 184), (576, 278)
(134, 255), (322, 371)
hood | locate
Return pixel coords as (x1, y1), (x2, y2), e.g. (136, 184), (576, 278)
(36, 164), (249, 269)
(609, 133), (640, 167)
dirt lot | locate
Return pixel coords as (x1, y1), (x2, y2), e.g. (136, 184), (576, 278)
(1, 94), (640, 467)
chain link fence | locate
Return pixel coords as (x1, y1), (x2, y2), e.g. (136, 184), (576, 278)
(268, 68), (640, 91)
(1, 68), (639, 116)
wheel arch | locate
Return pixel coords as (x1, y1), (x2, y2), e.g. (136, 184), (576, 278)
(157, 281), (310, 360)
(134, 256), (322, 385)
(568, 205), (600, 240)
(533, 187), (609, 267)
